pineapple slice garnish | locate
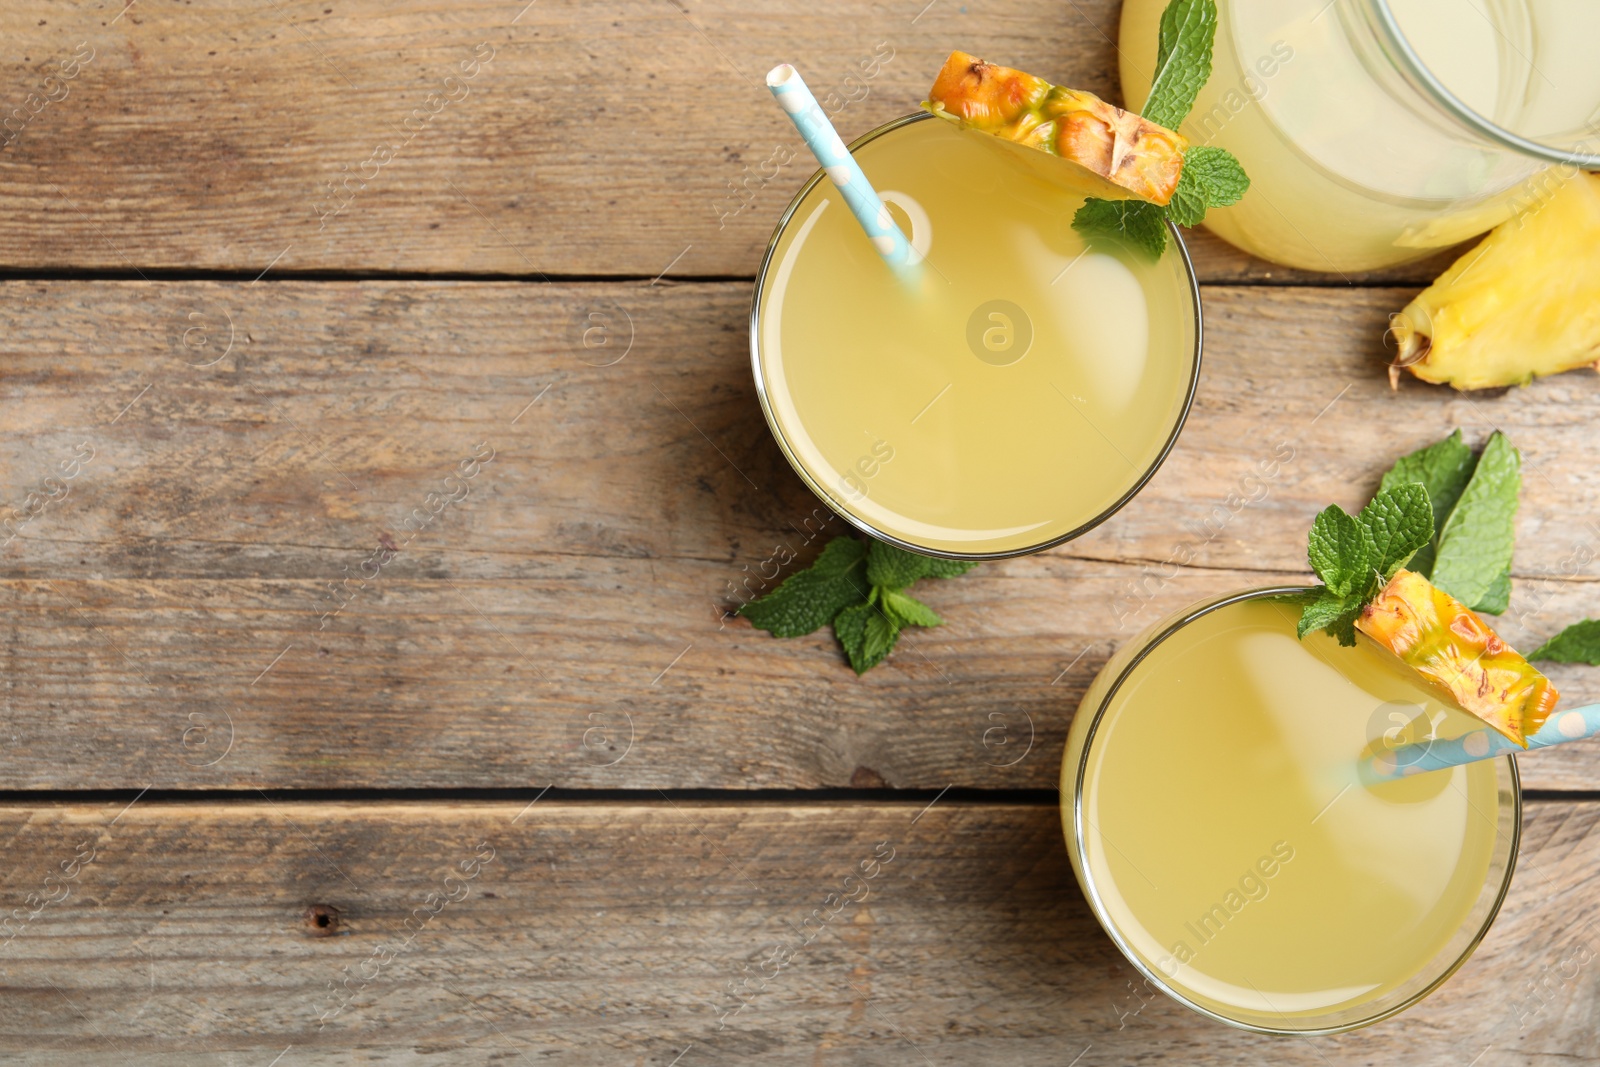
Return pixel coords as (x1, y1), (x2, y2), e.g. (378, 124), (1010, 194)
(1356, 570), (1558, 747)
(1390, 173), (1600, 391)
(924, 51), (1187, 206)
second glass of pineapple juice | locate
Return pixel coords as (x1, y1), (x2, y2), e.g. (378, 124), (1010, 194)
(752, 113), (1201, 559)
(1062, 588), (1520, 1033)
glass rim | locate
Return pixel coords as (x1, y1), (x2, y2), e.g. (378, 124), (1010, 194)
(1366, 0), (1600, 169)
(748, 110), (1205, 562)
(1067, 584), (1523, 1035)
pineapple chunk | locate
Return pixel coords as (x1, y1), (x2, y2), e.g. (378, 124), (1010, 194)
(924, 51), (1187, 206)
(1391, 173), (1600, 390)
(1356, 570), (1558, 747)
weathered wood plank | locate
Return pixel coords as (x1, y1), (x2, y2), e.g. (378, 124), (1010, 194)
(0, 0), (1458, 284)
(0, 799), (1593, 1063)
(3, 280), (1597, 791)
(5, 564), (1597, 792)
(5, 281), (1598, 583)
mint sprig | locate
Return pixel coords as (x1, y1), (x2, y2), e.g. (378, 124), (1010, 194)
(1531, 620), (1600, 665)
(1292, 429), (1532, 646)
(1071, 0), (1250, 259)
(739, 535), (975, 674)
(1296, 484), (1433, 646)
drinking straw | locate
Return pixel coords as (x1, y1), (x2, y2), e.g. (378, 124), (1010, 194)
(766, 63), (917, 268)
(1363, 703), (1600, 783)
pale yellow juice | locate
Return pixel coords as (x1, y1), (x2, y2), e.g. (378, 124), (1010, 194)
(1063, 592), (1516, 1030)
(1119, 0), (1600, 271)
(754, 115), (1198, 557)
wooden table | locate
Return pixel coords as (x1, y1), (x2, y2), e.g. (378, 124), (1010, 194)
(2, 2), (1597, 1063)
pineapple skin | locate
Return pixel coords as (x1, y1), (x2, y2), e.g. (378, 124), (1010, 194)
(924, 51), (1187, 206)
(1391, 173), (1600, 391)
(1356, 570), (1558, 748)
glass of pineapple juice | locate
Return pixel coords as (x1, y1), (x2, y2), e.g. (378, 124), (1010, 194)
(751, 113), (1201, 560)
(1062, 587), (1519, 1033)
(1118, 0), (1600, 272)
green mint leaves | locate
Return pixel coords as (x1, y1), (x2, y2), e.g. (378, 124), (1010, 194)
(1144, 0), (1218, 128)
(1298, 484), (1433, 645)
(1294, 429), (1529, 647)
(1071, 0), (1249, 259)
(1531, 620), (1600, 665)
(739, 534), (976, 674)
(1379, 429), (1519, 614)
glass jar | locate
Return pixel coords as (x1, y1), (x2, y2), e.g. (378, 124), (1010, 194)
(1119, 0), (1600, 271)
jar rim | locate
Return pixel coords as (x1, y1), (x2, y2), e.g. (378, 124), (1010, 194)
(1368, 0), (1600, 169)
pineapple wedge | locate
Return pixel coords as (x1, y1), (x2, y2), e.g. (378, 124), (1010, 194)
(1356, 570), (1558, 747)
(1391, 173), (1600, 390)
(924, 51), (1187, 206)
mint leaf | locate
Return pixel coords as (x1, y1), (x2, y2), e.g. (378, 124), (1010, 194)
(1356, 483), (1433, 580)
(1072, 198), (1167, 260)
(1326, 613), (1360, 647)
(1144, 0), (1218, 129)
(1166, 162), (1208, 228)
(834, 603), (899, 675)
(866, 540), (979, 588)
(739, 535), (869, 637)
(1531, 619), (1600, 664)
(1307, 505), (1377, 598)
(1432, 431), (1519, 613)
(1297, 587), (1353, 639)
(921, 557), (979, 579)
(859, 612), (899, 669)
(1296, 588), (1363, 647)
(1167, 147), (1248, 228)
(864, 540), (930, 588)
(1184, 146), (1249, 205)
(833, 603), (872, 671)
(1378, 429), (1477, 576)
(881, 589), (943, 629)
(1475, 570), (1511, 616)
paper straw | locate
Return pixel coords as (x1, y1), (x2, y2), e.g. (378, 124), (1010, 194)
(766, 63), (916, 268)
(1362, 703), (1600, 783)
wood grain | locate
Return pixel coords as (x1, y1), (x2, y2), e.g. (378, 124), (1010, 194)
(0, 0), (1460, 285)
(3, 280), (1597, 791)
(0, 799), (1593, 1063)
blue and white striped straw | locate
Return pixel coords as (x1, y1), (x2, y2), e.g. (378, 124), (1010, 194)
(1363, 702), (1600, 783)
(766, 63), (916, 269)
